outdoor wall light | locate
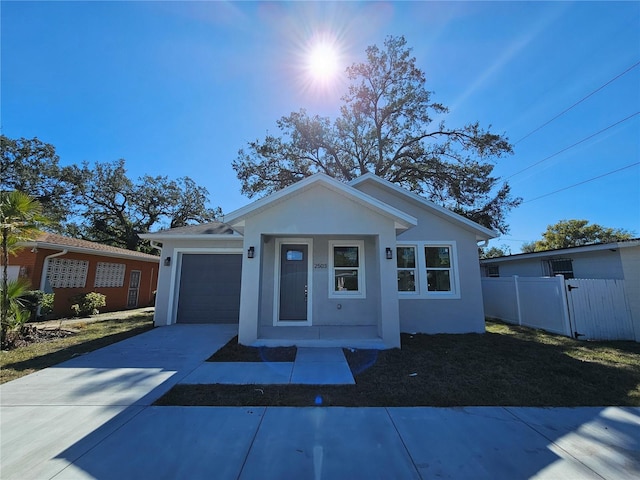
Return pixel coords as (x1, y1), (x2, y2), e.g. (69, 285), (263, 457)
(247, 246), (255, 259)
(386, 247), (393, 260)
(164, 256), (171, 266)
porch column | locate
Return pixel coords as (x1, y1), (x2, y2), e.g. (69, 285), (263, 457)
(238, 227), (261, 345)
(379, 229), (401, 348)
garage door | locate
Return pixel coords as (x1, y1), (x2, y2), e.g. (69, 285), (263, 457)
(176, 254), (242, 324)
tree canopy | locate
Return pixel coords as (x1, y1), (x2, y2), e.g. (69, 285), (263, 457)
(1, 135), (75, 228)
(1, 136), (221, 252)
(479, 245), (511, 259)
(522, 219), (634, 252)
(233, 35), (520, 233)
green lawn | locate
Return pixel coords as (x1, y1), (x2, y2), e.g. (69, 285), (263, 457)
(156, 320), (640, 407)
(0, 314), (154, 384)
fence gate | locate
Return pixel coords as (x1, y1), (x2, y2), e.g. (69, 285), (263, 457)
(565, 278), (634, 340)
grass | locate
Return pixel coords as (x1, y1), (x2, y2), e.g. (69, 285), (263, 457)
(156, 320), (640, 407)
(0, 314), (154, 384)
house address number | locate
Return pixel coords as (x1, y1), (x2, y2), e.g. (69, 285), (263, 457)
(314, 263), (327, 269)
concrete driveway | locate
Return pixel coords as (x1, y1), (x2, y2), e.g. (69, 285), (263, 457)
(1, 325), (639, 479)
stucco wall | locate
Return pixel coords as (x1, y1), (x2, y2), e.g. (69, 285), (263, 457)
(238, 183), (400, 347)
(257, 235), (380, 328)
(483, 249), (626, 280)
(354, 181), (486, 334)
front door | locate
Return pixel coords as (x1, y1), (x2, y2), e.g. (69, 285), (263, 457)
(127, 270), (141, 308)
(279, 244), (308, 321)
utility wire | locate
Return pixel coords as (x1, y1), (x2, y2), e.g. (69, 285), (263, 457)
(506, 112), (639, 180)
(515, 60), (640, 145)
(522, 162), (640, 204)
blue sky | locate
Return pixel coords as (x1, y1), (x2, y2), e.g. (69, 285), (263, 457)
(2, 1), (639, 252)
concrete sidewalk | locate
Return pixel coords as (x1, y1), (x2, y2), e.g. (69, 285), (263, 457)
(1, 325), (639, 479)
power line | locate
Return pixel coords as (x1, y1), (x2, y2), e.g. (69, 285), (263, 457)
(522, 162), (640, 204)
(515, 60), (640, 144)
(506, 112), (639, 180)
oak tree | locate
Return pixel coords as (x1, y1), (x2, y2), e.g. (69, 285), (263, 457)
(521, 219), (634, 252)
(233, 35), (520, 233)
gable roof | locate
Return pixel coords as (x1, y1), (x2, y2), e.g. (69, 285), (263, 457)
(139, 221), (241, 240)
(479, 238), (640, 264)
(349, 173), (498, 241)
(222, 173), (418, 233)
(21, 232), (160, 262)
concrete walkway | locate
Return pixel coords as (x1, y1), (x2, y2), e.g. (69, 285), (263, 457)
(1, 325), (639, 479)
(181, 347), (355, 385)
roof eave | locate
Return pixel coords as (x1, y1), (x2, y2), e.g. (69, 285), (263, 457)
(138, 233), (243, 241)
(19, 242), (160, 262)
(479, 239), (640, 263)
(350, 174), (498, 240)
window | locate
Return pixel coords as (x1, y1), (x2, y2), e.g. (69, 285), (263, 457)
(397, 242), (459, 297)
(548, 258), (574, 279)
(425, 246), (453, 292)
(94, 262), (126, 287)
(286, 250), (304, 261)
(396, 246), (417, 292)
(329, 241), (365, 297)
(484, 265), (500, 277)
(47, 258), (88, 288)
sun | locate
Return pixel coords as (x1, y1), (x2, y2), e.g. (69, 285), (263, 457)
(307, 42), (340, 83)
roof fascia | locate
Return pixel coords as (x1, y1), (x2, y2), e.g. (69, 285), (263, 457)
(349, 173), (498, 240)
(138, 233), (243, 241)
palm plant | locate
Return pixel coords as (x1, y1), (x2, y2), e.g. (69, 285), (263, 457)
(1, 191), (48, 345)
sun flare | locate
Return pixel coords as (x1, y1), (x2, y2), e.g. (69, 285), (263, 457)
(307, 42), (340, 82)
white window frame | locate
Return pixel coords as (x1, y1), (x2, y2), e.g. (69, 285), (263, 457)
(396, 244), (419, 295)
(328, 240), (366, 299)
(397, 241), (460, 299)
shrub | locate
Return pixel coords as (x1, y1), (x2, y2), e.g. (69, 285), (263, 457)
(70, 292), (106, 317)
(41, 293), (55, 315)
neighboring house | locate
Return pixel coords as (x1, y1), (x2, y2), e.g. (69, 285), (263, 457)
(5, 232), (160, 317)
(480, 239), (640, 281)
(480, 239), (640, 341)
(142, 173), (497, 349)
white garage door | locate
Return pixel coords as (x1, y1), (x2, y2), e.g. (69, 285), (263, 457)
(176, 254), (242, 324)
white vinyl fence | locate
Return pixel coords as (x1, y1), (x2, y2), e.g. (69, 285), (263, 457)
(482, 276), (636, 341)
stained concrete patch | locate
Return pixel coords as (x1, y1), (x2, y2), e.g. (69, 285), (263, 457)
(53, 407), (265, 480)
(180, 362), (294, 384)
(239, 407), (420, 479)
(387, 407), (603, 480)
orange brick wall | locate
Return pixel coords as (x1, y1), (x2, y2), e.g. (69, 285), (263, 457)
(5, 248), (159, 317)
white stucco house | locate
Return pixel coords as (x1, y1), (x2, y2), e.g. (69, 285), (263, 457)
(141, 173), (497, 348)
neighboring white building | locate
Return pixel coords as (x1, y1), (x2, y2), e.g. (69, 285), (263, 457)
(142, 173), (497, 349)
(480, 239), (640, 341)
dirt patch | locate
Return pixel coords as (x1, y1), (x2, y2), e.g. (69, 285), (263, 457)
(3, 325), (76, 350)
(207, 336), (297, 363)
